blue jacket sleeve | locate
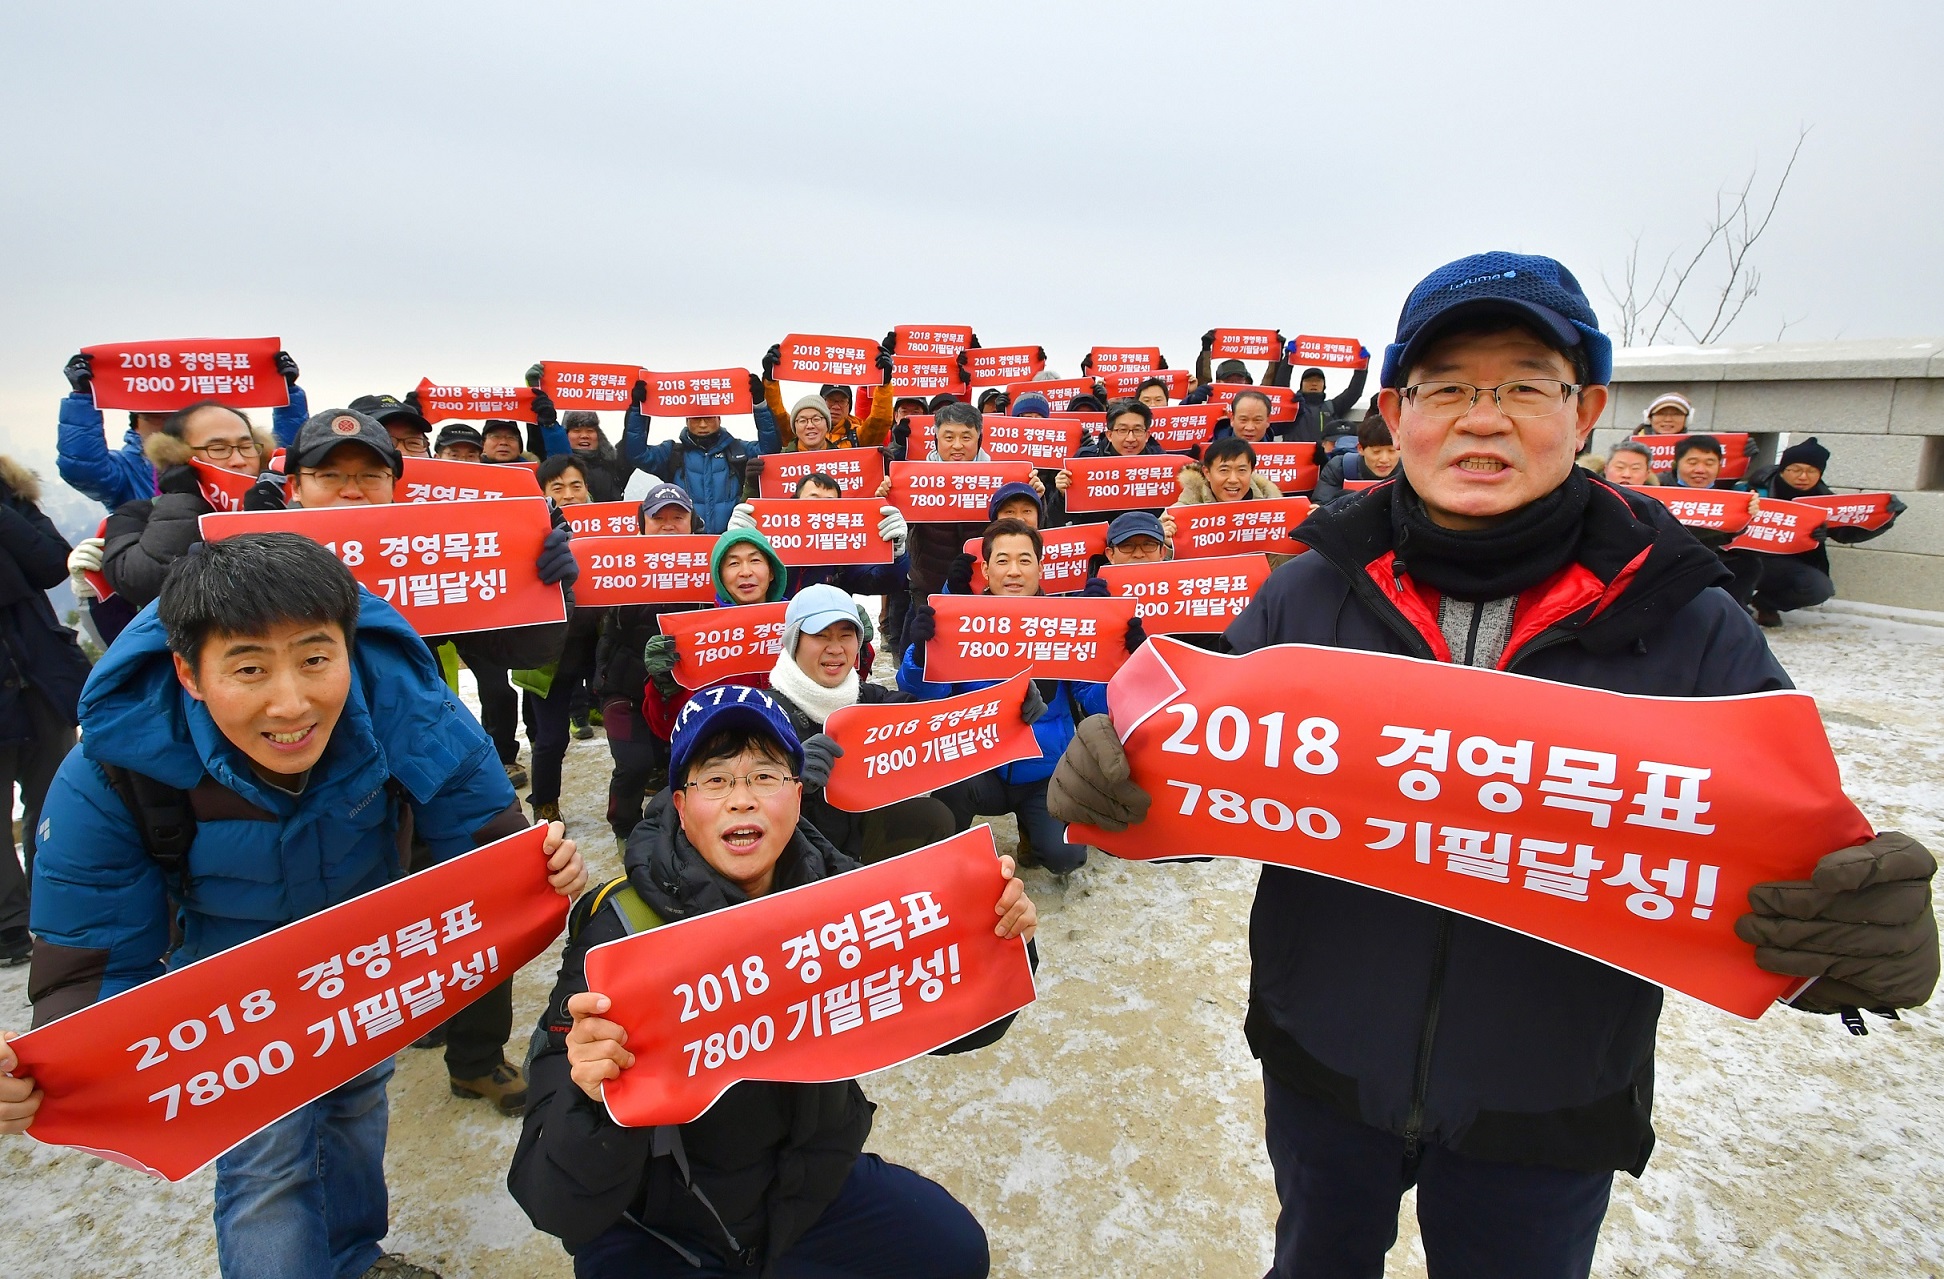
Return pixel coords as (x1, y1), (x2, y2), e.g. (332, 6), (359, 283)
(271, 383), (309, 447)
(1073, 679), (1109, 718)
(408, 733), (525, 863)
(833, 551), (910, 596)
(57, 394), (153, 510)
(622, 405), (676, 476)
(751, 398), (781, 457)
(536, 420), (571, 459)
(896, 644), (957, 701)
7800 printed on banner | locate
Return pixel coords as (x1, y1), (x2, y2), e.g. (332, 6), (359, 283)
(1070, 638), (1874, 1018)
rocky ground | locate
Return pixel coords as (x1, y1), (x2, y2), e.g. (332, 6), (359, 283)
(3, 604), (1941, 1278)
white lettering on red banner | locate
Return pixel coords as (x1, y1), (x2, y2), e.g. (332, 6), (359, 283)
(1062, 457), (1184, 513)
(964, 346), (1045, 386)
(414, 380), (538, 423)
(1100, 554), (1272, 633)
(1630, 433), (1754, 480)
(890, 461), (1035, 523)
(1169, 498), (1312, 557)
(923, 593), (1137, 685)
(570, 534), (717, 607)
(747, 498), (894, 566)
(399, 456), (543, 503)
(776, 334), (879, 384)
(891, 326), (973, 357)
(1289, 334), (1366, 367)
(1211, 328), (1283, 361)
(83, 337), (288, 412)
(1251, 444), (1322, 495)
(660, 602), (792, 689)
(758, 450), (886, 499)
(1087, 346), (1163, 375)
(1726, 498), (1829, 555)
(541, 361), (640, 411)
(645, 369), (751, 416)
(565, 501), (642, 538)
(823, 672), (1043, 812)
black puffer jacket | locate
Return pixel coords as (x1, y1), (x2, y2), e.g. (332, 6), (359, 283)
(1230, 477), (1787, 1176)
(768, 680), (920, 857)
(0, 457), (90, 737)
(101, 431), (273, 608)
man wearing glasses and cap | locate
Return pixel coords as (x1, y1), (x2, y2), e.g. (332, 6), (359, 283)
(349, 393), (434, 457)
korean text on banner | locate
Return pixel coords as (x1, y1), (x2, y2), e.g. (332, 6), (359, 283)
(660, 601), (791, 689)
(1101, 554), (1272, 633)
(1170, 497), (1312, 558)
(1289, 335), (1367, 367)
(980, 417), (1082, 468)
(1087, 346), (1163, 375)
(1626, 486), (1754, 533)
(191, 459), (254, 515)
(645, 369), (752, 417)
(541, 362), (640, 411)
(747, 499), (893, 566)
(923, 593), (1138, 685)
(889, 356), (967, 398)
(400, 456), (543, 502)
(1003, 378), (1095, 410)
(565, 500), (642, 538)
(1070, 638), (1874, 1018)
(1797, 492), (1898, 531)
(83, 338), (289, 412)
(1631, 433), (1753, 480)
(414, 381), (538, 423)
(1727, 499), (1828, 555)
(776, 335), (880, 385)
(199, 498), (565, 634)
(1147, 404), (1223, 452)
(758, 450), (886, 499)
(571, 535), (717, 607)
(964, 346), (1045, 386)
(822, 672), (1042, 812)
(890, 462), (1034, 523)
(1210, 383), (1297, 422)
(1211, 329), (1284, 361)
(1101, 369), (1193, 399)
(10, 825), (566, 1181)
(964, 523), (1107, 595)
(1251, 444), (1322, 496)
(1062, 457), (1183, 513)
(891, 325), (974, 357)
(586, 826), (1035, 1127)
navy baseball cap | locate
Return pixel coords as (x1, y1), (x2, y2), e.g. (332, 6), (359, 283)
(987, 481), (1044, 522)
(669, 684), (804, 784)
(640, 482), (694, 517)
(1381, 251), (1613, 389)
(1107, 511), (1167, 546)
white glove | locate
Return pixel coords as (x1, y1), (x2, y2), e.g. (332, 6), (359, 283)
(67, 537), (105, 601)
(726, 503), (757, 532)
(877, 505), (908, 553)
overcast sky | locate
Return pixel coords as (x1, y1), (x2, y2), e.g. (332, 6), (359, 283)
(4, 0), (1940, 473)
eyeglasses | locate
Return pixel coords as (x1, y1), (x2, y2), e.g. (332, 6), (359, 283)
(394, 435), (431, 456)
(302, 470), (393, 489)
(682, 768), (798, 801)
(191, 441), (254, 461)
(1401, 380), (1578, 419)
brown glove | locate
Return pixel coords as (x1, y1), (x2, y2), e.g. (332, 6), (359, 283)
(1735, 831), (1939, 1016)
(1047, 714), (1151, 832)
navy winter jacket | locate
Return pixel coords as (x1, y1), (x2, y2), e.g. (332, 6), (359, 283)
(622, 405), (782, 535)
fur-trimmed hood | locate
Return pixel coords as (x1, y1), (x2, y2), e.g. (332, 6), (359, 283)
(0, 456), (41, 503)
(1176, 462), (1281, 505)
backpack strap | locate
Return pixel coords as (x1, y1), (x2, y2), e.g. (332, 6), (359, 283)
(99, 763), (198, 888)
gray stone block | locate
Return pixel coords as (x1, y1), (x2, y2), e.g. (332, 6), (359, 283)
(1826, 544), (1944, 612)
(1889, 379), (1944, 436)
(1711, 380), (1893, 436)
(1795, 433), (1932, 491)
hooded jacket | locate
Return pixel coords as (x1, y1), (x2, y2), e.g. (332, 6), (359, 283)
(637, 530), (791, 740)
(1228, 477), (1787, 1175)
(0, 458), (91, 739)
(1263, 365), (1368, 444)
(27, 589), (522, 1024)
(100, 429), (275, 609)
(623, 406), (783, 536)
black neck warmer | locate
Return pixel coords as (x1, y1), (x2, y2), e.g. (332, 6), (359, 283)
(1390, 465), (1594, 602)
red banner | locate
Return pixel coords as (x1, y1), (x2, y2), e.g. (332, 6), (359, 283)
(190, 459), (255, 515)
(1004, 378), (1095, 410)
(200, 498), (565, 634)
(564, 501), (642, 538)
(1210, 383), (1297, 422)
(660, 602), (791, 689)
(1053, 410), (1106, 429)
(1289, 334), (1367, 367)
(1726, 499), (1829, 555)
(414, 381), (538, 423)
(1071, 638), (1874, 1018)
(979, 417), (1082, 467)
(571, 534), (717, 607)
(758, 449), (886, 499)
(747, 499), (894, 566)
(1148, 404), (1223, 452)
(822, 673), (1043, 812)
(1169, 498), (1312, 558)
(1626, 486), (1754, 533)
(888, 355), (968, 398)
(964, 346), (1045, 386)
(1101, 554), (1271, 633)
(399, 456), (543, 503)
(540, 361), (640, 411)
(922, 594), (1137, 685)
(1797, 492), (1897, 531)
(891, 326), (973, 357)
(775, 334), (880, 385)
(83, 338), (289, 412)
(964, 522), (1107, 595)
(585, 827), (1034, 1127)
(1252, 444), (1322, 495)
(1061, 456), (1183, 513)
(1211, 329), (1283, 362)
(890, 461), (1034, 523)
(644, 369), (751, 417)
(1088, 346), (1163, 375)
(1630, 433), (1753, 480)
(1100, 368), (1193, 400)
(9, 826), (565, 1181)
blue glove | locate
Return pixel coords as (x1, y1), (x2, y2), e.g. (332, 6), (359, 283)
(537, 525), (577, 586)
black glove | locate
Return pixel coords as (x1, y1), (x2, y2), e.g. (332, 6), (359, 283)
(532, 388), (557, 428)
(525, 362), (546, 390)
(956, 350), (970, 386)
(967, 332), (982, 349)
(906, 602), (937, 665)
(745, 454), (765, 479)
(746, 372), (764, 403)
(1201, 329), (1217, 351)
(243, 470), (289, 512)
(1079, 354), (1094, 375)
(877, 348), (895, 384)
(1157, 354), (1170, 370)
(1124, 614), (1148, 653)
(1021, 681), (1047, 725)
(1274, 330), (1288, 349)
(158, 465), (203, 498)
(274, 350), (300, 385)
(762, 344), (782, 381)
(403, 389), (422, 413)
(1035, 346), (1048, 363)
(63, 353), (92, 396)
(945, 551), (975, 596)
(883, 329), (900, 358)
(799, 733), (843, 789)
(537, 525), (578, 586)
(893, 420), (912, 454)
(630, 377), (648, 409)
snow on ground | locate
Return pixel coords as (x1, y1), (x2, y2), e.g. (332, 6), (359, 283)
(3, 605), (1941, 1277)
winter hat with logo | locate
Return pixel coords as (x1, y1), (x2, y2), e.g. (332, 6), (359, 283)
(986, 481), (1044, 522)
(668, 684), (804, 785)
(434, 422), (484, 452)
(293, 408), (404, 476)
(1382, 251), (1613, 389)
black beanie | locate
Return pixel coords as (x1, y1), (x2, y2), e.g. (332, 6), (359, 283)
(1779, 436), (1830, 473)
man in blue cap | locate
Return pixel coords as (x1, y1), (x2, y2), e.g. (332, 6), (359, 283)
(1048, 252), (1938, 1277)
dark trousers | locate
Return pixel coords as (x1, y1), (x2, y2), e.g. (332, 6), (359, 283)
(880, 590), (910, 664)
(473, 663), (520, 766)
(602, 697), (669, 841)
(855, 796), (956, 865)
(573, 1153), (988, 1279)
(1262, 1071), (1612, 1279)
(522, 684), (573, 808)
(936, 772), (1087, 873)
(1718, 549), (1764, 609)
(0, 693), (76, 935)
(1752, 556), (1835, 613)
(401, 836), (513, 1078)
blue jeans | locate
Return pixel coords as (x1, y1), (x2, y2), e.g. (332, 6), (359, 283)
(573, 1153), (988, 1278)
(213, 1059), (394, 1279)
(938, 773), (1087, 873)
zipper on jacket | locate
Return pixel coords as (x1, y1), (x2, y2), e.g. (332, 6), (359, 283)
(1402, 915), (1454, 1162)
(1462, 601), (1485, 666)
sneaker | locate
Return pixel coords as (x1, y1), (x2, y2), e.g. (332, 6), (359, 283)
(450, 1060), (528, 1116)
(362, 1256), (444, 1279)
(411, 1024), (448, 1050)
(532, 800), (562, 824)
(0, 927), (29, 968)
(571, 714), (593, 740)
(1755, 608), (1783, 628)
(504, 761), (529, 790)
(587, 706), (604, 727)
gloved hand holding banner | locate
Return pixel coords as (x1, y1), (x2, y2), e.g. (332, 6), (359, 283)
(571, 535), (716, 607)
(1100, 554), (1271, 633)
(775, 335), (879, 384)
(923, 593), (1138, 684)
(1797, 491), (1899, 531)
(747, 499), (894, 566)
(758, 449), (885, 499)
(7, 825), (567, 1181)
(1062, 457), (1183, 513)
(83, 337), (289, 411)
(1250, 444), (1322, 495)
(890, 461), (1035, 522)
(399, 456), (542, 502)
(1168, 498), (1311, 557)
(585, 826), (1037, 1127)
(964, 523), (1107, 594)
(659, 601), (791, 689)
(414, 381), (538, 423)
(1068, 637), (1875, 1018)
(822, 671), (1043, 812)
(1627, 486), (1755, 533)
(540, 361), (640, 411)
(1726, 499), (1828, 554)
(1087, 346), (1163, 375)
(564, 501), (644, 538)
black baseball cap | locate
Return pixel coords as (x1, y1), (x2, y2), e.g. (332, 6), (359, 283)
(292, 409), (404, 476)
(348, 393), (429, 434)
(434, 423), (484, 452)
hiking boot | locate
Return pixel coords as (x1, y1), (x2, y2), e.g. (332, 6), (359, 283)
(1755, 608), (1783, 628)
(504, 761), (529, 790)
(532, 800), (562, 825)
(0, 927), (30, 968)
(411, 1024), (448, 1050)
(362, 1256), (444, 1279)
(450, 1060), (527, 1116)
(587, 706), (604, 727)
(1012, 828), (1040, 870)
(571, 714), (593, 740)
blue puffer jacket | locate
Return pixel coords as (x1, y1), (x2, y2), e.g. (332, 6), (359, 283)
(895, 643), (1107, 785)
(57, 386), (310, 510)
(29, 587), (519, 1022)
(622, 404), (782, 535)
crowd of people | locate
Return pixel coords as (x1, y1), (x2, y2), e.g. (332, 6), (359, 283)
(0, 253), (1934, 1279)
